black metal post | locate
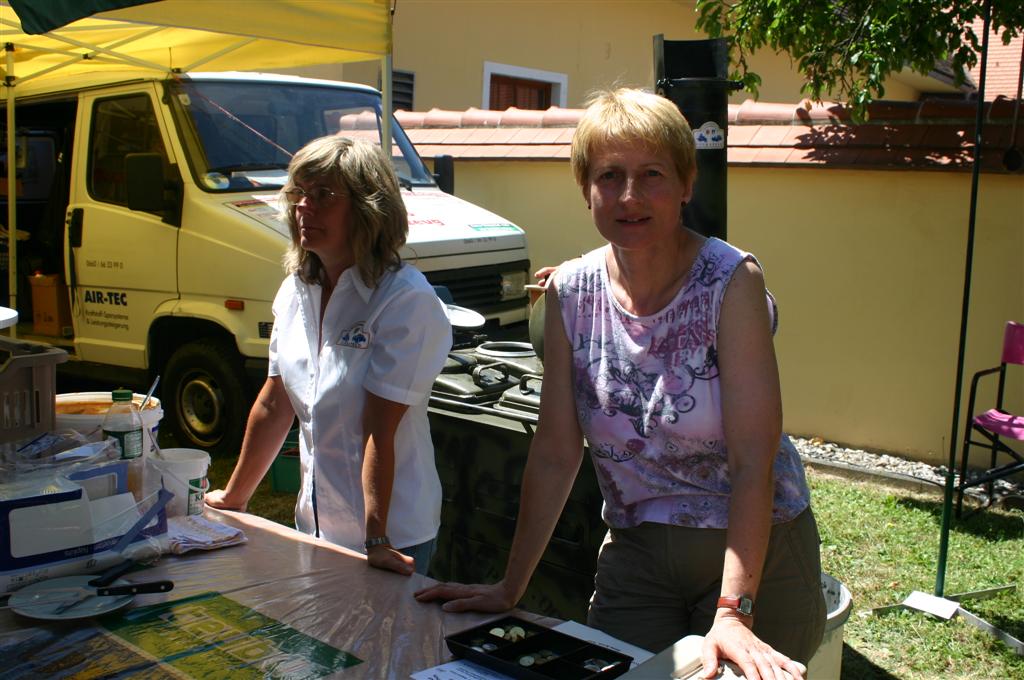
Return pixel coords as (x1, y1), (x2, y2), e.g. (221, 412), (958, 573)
(653, 35), (740, 241)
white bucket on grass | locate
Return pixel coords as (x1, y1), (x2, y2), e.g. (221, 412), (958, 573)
(807, 572), (853, 679)
(55, 391), (163, 456)
(151, 448), (210, 517)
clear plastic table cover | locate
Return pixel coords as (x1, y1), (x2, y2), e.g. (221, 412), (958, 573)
(0, 508), (552, 679)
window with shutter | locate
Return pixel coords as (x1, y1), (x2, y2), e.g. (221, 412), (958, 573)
(482, 62), (568, 111)
(380, 70), (415, 112)
(489, 75), (552, 110)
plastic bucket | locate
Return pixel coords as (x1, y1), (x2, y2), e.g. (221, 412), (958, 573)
(55, 391), (163, 456)
(151, 448), (210, 517)
(807, 573), (853, 679)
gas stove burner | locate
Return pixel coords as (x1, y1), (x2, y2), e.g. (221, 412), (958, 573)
(475, 341), (536, 359)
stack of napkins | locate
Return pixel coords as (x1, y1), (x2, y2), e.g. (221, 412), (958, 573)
(166, 515), (247, 554)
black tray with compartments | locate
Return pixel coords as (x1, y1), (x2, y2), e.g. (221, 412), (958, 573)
(445, 616), (632, 680)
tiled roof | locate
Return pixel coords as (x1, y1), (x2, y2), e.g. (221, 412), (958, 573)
(969, 19), (1024, 100)
(396, 97), (1023, 173)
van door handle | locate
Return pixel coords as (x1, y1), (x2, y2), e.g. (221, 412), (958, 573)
(68, 208), (83, 247)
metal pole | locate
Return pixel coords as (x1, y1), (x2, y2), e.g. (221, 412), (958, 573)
(381, 53), (392, 158)
(5, 44), (17, 337)
(380, 3), (393, 160)
(935, 0), (991, 597)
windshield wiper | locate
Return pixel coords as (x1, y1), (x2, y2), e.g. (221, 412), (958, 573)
(397, 175), (413, 190)
(207, 162), (289, 174)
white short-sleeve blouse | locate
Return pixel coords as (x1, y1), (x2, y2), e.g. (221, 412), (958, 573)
(269, 263), (452, 551)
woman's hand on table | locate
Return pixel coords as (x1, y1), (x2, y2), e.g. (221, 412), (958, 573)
(413, 580), (517, 613)
(205, 488), (248, 513)
(701, 614), (806, 680)
(367, 544), (415, 576)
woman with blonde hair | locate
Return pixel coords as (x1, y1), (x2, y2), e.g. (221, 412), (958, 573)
(208, 136), (451, 576)
(416, 89), (824, 678)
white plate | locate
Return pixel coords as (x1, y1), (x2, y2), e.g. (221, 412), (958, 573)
(445, 304), (485, 328)
(0, 306), (17, 329)
(8, 575), (134, 621)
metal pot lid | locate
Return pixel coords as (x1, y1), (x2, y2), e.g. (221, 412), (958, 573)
(445, 304), (486, 328)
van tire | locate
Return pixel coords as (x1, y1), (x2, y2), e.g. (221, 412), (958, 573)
(163, 338), (247, 457)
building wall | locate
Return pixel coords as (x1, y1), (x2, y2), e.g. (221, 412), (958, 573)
(289, 1), (925, 110)
(439, 158), (1024, 464)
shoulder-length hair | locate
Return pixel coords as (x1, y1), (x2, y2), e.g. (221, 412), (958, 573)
(282, 136), (407, 287)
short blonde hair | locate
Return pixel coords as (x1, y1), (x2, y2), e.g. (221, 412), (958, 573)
(282, 136), (407, 287)
(570, 88), (696, 188)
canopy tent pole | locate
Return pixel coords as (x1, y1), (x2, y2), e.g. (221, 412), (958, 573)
(934, 0), (991, 598)
(5, 42), (16, 336)
(381, 52), (392, 156)
(380, 2), (394, 158)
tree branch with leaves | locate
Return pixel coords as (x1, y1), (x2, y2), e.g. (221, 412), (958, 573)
(695, 0), (1024, 120)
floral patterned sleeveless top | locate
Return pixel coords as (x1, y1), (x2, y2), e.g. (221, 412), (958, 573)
(554, 237), (810, 530)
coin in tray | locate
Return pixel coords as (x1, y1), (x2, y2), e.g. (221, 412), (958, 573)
(445, 615), (632, 680)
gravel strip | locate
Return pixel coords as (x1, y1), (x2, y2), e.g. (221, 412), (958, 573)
(792, 436), (947, 485)
(791, 435), (1022, 503)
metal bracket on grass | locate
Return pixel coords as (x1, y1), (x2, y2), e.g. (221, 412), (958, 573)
(957, 607), (1024, 656)
(873, 586), (1023, 656)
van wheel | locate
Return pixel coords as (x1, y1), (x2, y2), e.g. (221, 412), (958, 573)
(163, 339), (247, 457)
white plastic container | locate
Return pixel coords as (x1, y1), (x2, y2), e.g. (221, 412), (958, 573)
(150, 448), (210, 517)
(807, 573), (853, 679)
(55, 391), (163, 456)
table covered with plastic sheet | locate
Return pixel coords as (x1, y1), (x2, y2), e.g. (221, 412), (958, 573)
(0, 508), (544, 679)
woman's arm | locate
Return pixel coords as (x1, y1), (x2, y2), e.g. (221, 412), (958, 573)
(206, 376), (295, 512)
(415, 281), (585, 610)
(361, 390), (415, 575)
(700, 261), (805, 680)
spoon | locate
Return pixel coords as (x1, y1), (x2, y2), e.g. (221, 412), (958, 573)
(139, 374), (160, 412)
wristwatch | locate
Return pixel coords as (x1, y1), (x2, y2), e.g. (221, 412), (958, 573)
(716, 594), (754, 616)
(364, 536), (390, 549)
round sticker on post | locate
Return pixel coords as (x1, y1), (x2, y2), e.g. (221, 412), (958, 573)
(694, 121), (725, 149)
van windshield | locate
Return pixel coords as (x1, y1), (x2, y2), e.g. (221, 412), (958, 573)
(167, 79), (435, 192)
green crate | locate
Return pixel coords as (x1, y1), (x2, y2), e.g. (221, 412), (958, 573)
(269, 429), (300, 493)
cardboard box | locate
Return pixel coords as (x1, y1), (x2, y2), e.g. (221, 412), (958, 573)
(28, 273), (72, 337)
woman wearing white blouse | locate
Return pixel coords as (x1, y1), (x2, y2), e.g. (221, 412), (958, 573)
(207, 136), (452, 576)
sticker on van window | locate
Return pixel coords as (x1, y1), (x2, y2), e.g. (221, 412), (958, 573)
(226, 197), (289, 236)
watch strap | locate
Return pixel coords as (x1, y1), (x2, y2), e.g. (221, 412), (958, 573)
(364, 536), (390, 550)
(717, 594), (754, 616)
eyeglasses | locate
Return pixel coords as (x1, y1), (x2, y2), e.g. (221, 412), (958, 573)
(282, 186), (344, 205)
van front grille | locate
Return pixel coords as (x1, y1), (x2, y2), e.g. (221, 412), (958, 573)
(423, 259), (529, 313)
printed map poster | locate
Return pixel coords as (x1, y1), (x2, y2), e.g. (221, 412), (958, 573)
(1, 592), (361, 679)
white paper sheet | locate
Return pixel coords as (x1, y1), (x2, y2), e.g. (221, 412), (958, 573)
(553, 620), (655, 668)
(410, 659), (506, 680)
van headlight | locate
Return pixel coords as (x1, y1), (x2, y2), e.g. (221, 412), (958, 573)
(500, 270), (528, 301)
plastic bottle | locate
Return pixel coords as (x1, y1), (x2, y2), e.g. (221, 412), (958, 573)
(102, 389), (145, 501)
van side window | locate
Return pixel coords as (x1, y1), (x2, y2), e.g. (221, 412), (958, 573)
(89, 95), (168, 206)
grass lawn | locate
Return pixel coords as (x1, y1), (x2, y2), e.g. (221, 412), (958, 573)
(809, 469), (1024, 679)
(213, 451), (1024, 679)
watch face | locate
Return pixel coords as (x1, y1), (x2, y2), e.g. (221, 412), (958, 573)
(738, 596), (754, 616)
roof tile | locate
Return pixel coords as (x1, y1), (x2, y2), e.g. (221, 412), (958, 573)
(397, 97), (1022, 173)
(749, 126), (791, 147)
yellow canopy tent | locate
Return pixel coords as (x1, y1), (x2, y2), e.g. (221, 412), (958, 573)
(0, 0), (393, 314)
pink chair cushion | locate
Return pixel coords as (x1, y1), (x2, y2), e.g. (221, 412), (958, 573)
(1002, 321), (1024, 365)
(974, 409), (1024, 440)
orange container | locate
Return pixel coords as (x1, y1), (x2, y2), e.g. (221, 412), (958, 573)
(28, 273), (71, 336)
